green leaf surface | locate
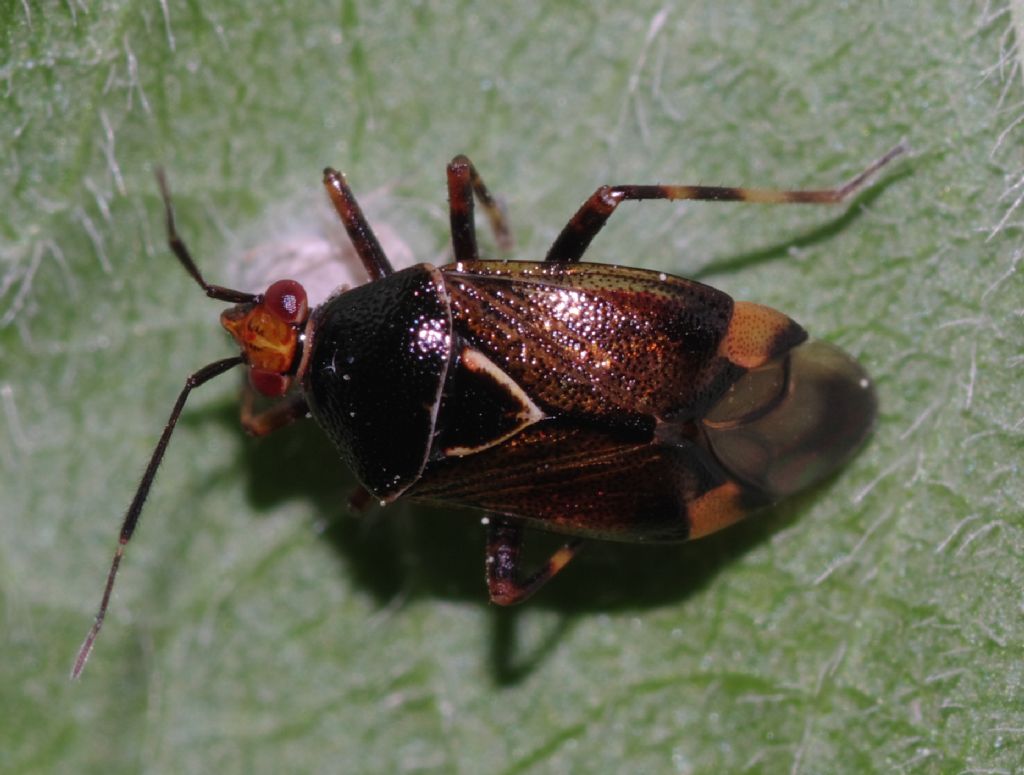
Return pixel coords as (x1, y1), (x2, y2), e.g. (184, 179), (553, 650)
(3, 2), (1022, 773)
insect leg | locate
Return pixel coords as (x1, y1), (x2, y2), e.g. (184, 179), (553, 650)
(447, 155), (513, 263)
(239, 382), (309, 437)
(485, 516), (583, 606)
(545, 142), (907, 264)
(323, 168), (394, 281)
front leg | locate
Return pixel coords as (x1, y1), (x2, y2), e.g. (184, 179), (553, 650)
(485, 515), (582, 605)
(323, 168), (395, 281)
(239, 380), (309, 437)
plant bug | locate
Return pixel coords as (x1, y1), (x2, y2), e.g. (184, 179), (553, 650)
(72, 143), (905, 678)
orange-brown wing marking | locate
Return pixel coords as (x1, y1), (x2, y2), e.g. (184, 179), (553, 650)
(685, 480), (746, 539)
(717, 301), (806, 370)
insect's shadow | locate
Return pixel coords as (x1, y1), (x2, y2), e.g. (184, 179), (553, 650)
(194, 400), (817, 686)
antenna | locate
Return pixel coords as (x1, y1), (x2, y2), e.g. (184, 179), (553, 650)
(72, 171), (255, 679)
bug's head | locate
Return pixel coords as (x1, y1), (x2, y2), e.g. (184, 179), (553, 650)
(220, 279), (310, 397)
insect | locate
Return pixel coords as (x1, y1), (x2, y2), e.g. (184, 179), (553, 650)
(72, 143), (905, 678)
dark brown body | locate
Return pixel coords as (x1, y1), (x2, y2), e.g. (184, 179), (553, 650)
(305, 259), (874, 545)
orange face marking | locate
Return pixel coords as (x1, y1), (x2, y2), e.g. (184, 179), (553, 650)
(220, 304), (299, 374)
(687, 480), (746, 539)
(718, 301), (800, 370)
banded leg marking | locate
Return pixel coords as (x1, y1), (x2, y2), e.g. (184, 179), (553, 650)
(485, 516), (583, 606)
(545, 143), (907, 264)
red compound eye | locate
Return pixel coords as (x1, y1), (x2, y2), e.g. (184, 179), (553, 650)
(264, 280), (308, 324)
